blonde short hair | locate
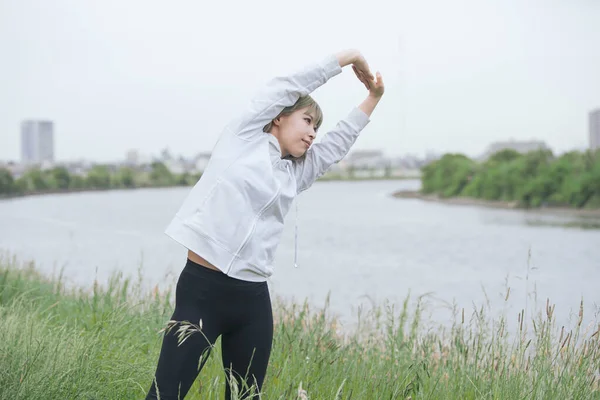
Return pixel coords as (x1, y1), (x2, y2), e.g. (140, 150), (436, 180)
(263, 95), (323, 133)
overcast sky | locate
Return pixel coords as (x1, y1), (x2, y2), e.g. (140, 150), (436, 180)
(1, 0), (599, 163)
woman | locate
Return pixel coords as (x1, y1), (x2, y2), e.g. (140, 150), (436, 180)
(146, 48), (385, 399)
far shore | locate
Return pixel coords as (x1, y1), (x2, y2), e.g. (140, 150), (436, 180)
(0, 176), (416, 201)
(0, 184), (190, 201)
(392, 190), (600, 218)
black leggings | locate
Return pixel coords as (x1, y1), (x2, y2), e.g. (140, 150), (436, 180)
(146, 258), (273, 400)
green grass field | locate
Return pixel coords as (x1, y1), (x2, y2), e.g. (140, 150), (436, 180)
(1, 255), (598, 399)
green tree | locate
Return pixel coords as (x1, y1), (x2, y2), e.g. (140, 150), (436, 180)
(0, 167), (15, 194)
(18, 168), (52, 192)
(577, 160), (600, 208)
(69, 175), (87, 190)
(176, 172), (191, 186)
(50, 167), (71, 190)
(486, 148), (522, 164)
(149, 162), (175, 186)
(115, 167), (136, 188)
(419, 148), (600, 210)
(421, 154), (475, 198)
(86, 165), (111, 189)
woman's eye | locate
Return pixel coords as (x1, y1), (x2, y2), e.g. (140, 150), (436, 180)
(305, 118), (311, 123)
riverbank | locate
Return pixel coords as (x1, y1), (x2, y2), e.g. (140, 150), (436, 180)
(1, 256), (599, 399)
(393, 190), (600, 218)
(0, 183), (190, 201)
(0, 176), (415, 201)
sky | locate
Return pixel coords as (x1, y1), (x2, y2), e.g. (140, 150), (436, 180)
(1, 0), (599, 163)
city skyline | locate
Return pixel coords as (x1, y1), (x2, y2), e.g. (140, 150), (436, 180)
(3, 111), (595, 166)
(1, 0), (599, 163)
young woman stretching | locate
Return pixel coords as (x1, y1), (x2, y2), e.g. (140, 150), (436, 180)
(146, 48), (385, 399)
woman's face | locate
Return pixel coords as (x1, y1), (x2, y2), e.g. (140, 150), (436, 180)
(272, 107), (318, 158)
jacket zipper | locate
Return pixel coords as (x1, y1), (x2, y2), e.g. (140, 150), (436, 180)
(227, 186), (281, 273)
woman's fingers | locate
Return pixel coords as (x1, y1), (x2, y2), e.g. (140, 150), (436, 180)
(353, 64), (381, 93)
(353, 62), (384, 96)
(359, 67), (374, 81)
(372, 71), (385, 96)
(352, 65), (365, 83)
(358, 62), (371, 77)
(360, 62), (375, 81)
(375, 71), (383, 87)
(353, 66), (370, 90)
(360, 71), (372, 90)
(354, 55), (374, 81)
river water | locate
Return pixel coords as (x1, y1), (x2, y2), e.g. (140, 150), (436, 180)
(1, 180), (599, 334)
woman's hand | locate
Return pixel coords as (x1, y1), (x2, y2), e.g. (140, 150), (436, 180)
(335, 50), (374, 81)
(353, 67), (384, 99)
(350, 53), (374, 82)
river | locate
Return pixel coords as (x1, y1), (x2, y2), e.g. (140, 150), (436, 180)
(1, 180), (599, 333)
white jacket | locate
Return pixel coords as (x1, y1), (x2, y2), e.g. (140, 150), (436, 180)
(164, 54), (371, 282)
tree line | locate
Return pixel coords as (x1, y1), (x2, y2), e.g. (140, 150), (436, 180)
(0, 162), (201, 197)
(421, 149), (600, 209)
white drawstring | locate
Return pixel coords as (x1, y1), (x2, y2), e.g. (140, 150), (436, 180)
(294, 196), (299, 268)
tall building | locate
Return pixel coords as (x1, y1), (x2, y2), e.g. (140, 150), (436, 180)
(590, 109), (600, 150)
(21, 120), (54, 164)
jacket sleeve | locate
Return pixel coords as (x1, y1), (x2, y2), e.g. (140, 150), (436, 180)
(292, 107), (370, 194)
(230, 54), (343, 140)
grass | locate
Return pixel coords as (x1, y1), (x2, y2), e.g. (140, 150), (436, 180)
(0, 254), (599, 399)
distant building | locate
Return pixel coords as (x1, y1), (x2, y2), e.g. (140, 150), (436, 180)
(21, 120), (54, 164)
(124, 149), (152, 166)
(590, 108), (600, 150)
(126, 150), (140, 165)
(424, 150), (441, 164)
(480, 140), (549, 160)
(164, 159), (186, 175)
(344, 149), (387, 169)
